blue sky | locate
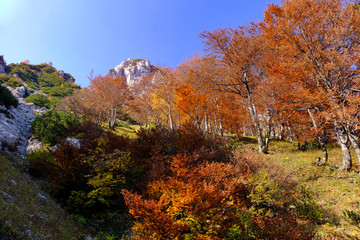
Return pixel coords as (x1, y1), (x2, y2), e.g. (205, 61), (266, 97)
(0, 0), (279, 87)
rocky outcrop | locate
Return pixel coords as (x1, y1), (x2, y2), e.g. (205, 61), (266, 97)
(0, 86), (46, 156)
(107, 58), (152, 86)
(57, 70), (75, 84)
(0, 55), (6, 73)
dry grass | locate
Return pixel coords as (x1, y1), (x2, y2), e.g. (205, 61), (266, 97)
(235, 136), (360, 239)
(0, 151), (88, 239)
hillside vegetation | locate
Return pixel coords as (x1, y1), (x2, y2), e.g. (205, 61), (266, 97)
(2, 0), (360, 239)
(0, 61), (79, 108)
(0, 151), (88, 239)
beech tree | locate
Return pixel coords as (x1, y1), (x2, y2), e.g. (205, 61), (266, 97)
(175, 55), (229, 134)
(154, 67), (179, 129)
(200, 25), (272, 153)
(262, 0), (360, 170)
(82, 75), (130, 129)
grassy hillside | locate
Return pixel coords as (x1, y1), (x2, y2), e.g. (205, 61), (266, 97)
(236, 137), (360, 239)
(0, 151), (88, 239)
(0, 62), (79, 108)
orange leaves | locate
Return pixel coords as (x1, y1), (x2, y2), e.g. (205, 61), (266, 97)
(81, 75), (130, 129)
(122, 153), (248, 239)
(122, 189), (188, 239)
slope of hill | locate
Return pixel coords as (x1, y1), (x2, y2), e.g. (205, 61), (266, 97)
(0, 55), (80, 156)
(0, 151), (87, 239)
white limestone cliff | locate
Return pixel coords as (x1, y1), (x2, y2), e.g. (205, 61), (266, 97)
(107, 58), (152, 86)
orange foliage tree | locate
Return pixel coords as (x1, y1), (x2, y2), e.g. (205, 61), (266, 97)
(81, 75), (130, 129)
(262, 0), (360, 169)
(200, 25), (274, 153)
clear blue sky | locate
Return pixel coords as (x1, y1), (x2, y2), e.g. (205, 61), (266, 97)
(0, 0), (279, 87)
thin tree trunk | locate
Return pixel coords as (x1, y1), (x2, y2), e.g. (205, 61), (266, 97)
(335, 122), (352, 171)
(308, 109), (328, 165)
(168, 102), (173, 130)
(247, 98), (268, 153)
(348, 131), (360, 166)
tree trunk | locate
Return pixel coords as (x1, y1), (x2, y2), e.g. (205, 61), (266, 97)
(247, 98), (268, 153)
(348, 131), (360, 166)
(307, 109), (328, 165)
(107, 108), (117, 130)
(168, 102), (173, 130)
(335, 122), (352, 171)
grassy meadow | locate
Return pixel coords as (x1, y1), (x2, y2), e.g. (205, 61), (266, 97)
(236, 136), (360, 239)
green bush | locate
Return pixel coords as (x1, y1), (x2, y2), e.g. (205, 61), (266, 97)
(299, 140), (321, 151)
(0, 74), (23, 88)
(32, 110), (79, 145)
(25, 94), (51, 108)
(42, 85), (74, 98)
(24, 147), (55, 178)
(8, 63), (39, 84)
(38, 73), (64, 87)
(38, 64), (56, 74)
(0, 85), (18, 108)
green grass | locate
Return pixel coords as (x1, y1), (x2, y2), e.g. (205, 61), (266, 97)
(236, 136), (360, 239)
(0, 151), (88, 239)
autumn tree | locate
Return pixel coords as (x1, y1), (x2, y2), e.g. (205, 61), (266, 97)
(130, 67), (178, 129)
(200, 25), (272, 153)
(262, 0), (360, 170)
(175, 55), (228, 133)
(130, 69), (167, 127)
(152, 67), (178, 129)
(82, 75), (130, 129)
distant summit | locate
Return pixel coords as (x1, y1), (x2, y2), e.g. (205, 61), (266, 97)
(107, 58), (154, 86)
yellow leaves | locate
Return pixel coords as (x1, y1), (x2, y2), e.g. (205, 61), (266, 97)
(247, 170), (285, 215)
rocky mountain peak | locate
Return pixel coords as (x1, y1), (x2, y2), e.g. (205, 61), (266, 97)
(0, 55), (6, 73)
(107, 58), (152, 86)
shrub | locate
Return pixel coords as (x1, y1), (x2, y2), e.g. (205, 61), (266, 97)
(123, 152), (314, 240)
(122, 154), (248, 240)
(8, 63), (39, 84)
(38, 73), (64, 87)
(38, 64), (56, 74)
(24, 147), (55, 178)
(25, 94), (51, 108)
(50, 142), (90, 202)
(66, 150), (130, 214)
(42, 85), (74, 98)
(0, 74), (23, 88)
(32, 110), (79, 145)
(0, 85), (18, 108)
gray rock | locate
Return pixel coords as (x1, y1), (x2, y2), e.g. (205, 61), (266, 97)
(0, 85), (47, 157)
(57, 70), (75, 83)
(0, 55), (6, 73)
(66, 138), (81, 148)
(14, 86), (27, 98)
(107, 58), (152, 86)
